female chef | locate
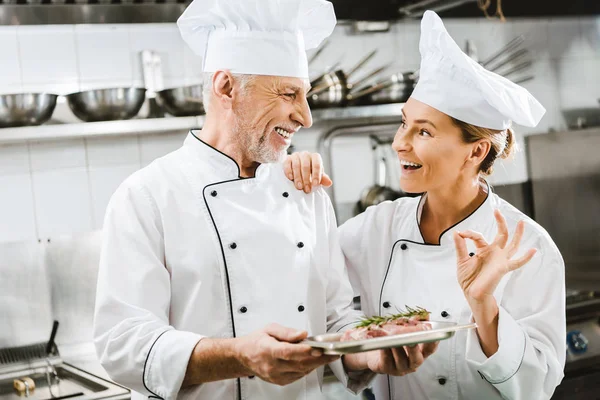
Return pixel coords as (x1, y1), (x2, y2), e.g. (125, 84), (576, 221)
(285, 10), (566, 400)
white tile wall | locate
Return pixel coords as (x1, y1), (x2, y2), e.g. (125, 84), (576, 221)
(579, 17), (600, 57)
(0, 174), (37, 243)
(89, 164), (140, 229)
(32, 168), (93, 239)
(0, 26), (23, 95)
(29, 139), (87, 171)
(85, 136), (141, 167)
(17, 25), (79, 95)
(129, 24), (186, 89)
(0, 144), (30, 176)
(75, 25), (134, 90)
(139, 131), (186, 166)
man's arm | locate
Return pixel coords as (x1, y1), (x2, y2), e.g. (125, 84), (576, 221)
(94, 178), (203, 400)
(182, 324), (340, 387)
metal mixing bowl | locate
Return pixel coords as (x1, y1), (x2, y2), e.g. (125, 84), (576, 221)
(0, 93), (58, 128)
(66, 88), (146, 122)
(156, 85), (204, 117)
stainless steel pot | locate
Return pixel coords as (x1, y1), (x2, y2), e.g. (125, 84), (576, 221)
(66, 88), (145, 122)
(307, 50), (380, 109)
(156, 85), (204, 117)
(348, 72), (416, 106)
(0, 93), (58, 128)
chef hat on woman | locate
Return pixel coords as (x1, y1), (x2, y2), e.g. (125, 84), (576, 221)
(177, 0), (336, 79)
(411, 11), (546, 130)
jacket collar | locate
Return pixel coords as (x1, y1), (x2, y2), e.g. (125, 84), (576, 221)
(415, 179), (495, 246)
(184, 130), (271, 182)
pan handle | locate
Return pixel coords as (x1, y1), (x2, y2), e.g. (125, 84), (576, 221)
(497, 60), (532, 78)
(308, 40), (328, 66)
(480, 35), (525, 68)
(347, 78), (396, 101)
(348, 63), (393, 89)
(487, 48), (529, 72)
(346, 49), (378, 79)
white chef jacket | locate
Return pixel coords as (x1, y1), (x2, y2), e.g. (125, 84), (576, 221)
(339, 181), (566, 400)
(93, 131), (371, 400)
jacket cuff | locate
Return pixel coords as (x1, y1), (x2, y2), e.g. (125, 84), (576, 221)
(329, 358), (375, 395)
(465, 306), (527, 384)
(143, 329), (205, 400)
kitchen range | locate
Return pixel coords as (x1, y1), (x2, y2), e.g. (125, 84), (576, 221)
(0, 323), (129, 400)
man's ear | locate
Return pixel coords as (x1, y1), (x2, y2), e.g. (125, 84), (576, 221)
(212, 70), (234, 109)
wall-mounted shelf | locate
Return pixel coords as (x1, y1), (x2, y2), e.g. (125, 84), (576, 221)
(0, 103), (404, 144)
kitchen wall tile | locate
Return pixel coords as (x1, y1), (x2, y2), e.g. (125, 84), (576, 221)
(554, 57), (588, 88)
(330, 136), (376, 204)
(89, 164), (140, 229)
(474, 18), (512, 62)
(75, 25), (133, 89)
(547, 18), (584, 59)
(444, 19), (478, 57)
(32, 168), (93, 239)
(396, 21), (420, 71)
(129, 24), (186, 90)
(17, 25), (79, 95)
(85, 135), (141, 168)
(139, 131), (186, 166)
(579, 16), (600, 57)
(0, 144), (30, 176)
(29, 139), (87, 171)
(354, 29), (397, 82)
(509, 18), (550, 59)
(0, 174), (37, 243)
(0, 26), (22, 95)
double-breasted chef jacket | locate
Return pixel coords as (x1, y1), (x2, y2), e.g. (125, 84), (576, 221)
(339, 181), (566, 400)
(93, 131), (371, 400)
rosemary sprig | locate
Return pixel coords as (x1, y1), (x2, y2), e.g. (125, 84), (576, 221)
(356, 306), (430, 328)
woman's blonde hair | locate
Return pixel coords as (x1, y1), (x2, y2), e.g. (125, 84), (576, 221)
(451, 118), (516, 176)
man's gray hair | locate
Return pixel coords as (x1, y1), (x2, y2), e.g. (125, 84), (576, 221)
(202, 72), (256, 111)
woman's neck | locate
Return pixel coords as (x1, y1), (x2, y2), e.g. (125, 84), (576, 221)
(419, 177), (487, 245)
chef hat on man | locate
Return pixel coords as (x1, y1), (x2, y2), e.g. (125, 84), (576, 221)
(410, 11), (546, 130)
(177, 0), (336, 79)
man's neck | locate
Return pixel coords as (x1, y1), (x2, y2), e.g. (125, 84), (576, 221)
(197, 116), (260, 177)
(420, 176), (486, 244)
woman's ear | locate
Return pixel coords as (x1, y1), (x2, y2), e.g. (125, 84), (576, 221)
(212, 70), (234, 109)
(468, 139), (492, 169)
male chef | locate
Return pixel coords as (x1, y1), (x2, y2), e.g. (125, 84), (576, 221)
(93, 1), (436, 399)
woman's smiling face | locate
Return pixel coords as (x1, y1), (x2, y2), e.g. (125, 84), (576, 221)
(392, 97), (478, 194)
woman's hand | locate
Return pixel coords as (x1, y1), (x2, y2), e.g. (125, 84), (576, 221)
(453, 209), (537, 305)
(284, 151), (332, 194)
(343, 342), (438, 376)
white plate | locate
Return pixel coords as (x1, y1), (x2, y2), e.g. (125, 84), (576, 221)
(303, 321), (477, 355)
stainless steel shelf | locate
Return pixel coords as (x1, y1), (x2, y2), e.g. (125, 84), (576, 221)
(0, 103), (404, 144)
(0, 116), (203, 144)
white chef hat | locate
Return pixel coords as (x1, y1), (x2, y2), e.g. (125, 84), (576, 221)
(410, 11), (546, 130)
(177, 0), (336, 79)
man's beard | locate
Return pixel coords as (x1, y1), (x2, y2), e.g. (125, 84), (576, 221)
(232, 108), (288, 164)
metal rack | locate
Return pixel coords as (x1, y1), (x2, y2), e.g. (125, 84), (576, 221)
(0, 103), (404, 144)
(317, 121), (403, 213)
